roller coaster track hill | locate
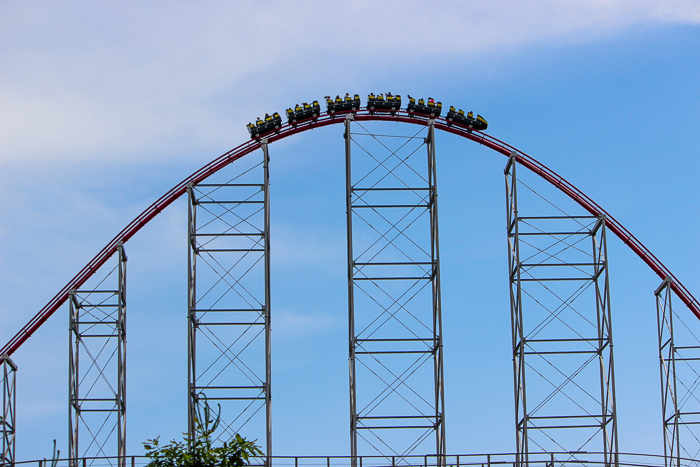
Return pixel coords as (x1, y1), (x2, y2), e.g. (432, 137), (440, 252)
(2, 104), (699, 358)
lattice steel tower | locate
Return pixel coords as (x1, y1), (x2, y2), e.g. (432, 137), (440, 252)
(345, 116), (446, 461)
(656, 278), (700, 466)
(505, 154), (618, 466)
(187, 143), (271, 457)
(68, 243), (127, 467)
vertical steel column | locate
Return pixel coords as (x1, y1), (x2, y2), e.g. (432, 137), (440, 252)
(69, 292), (78, 465)
(592, 216), (619, 466)
(505, 156), (617, 466)
(427, 122), (446, 460)
(1, 356), (16, 467)
(263, 140), (272, 462)
(187, 182), (197, 443)
(116, 243), (127, 466)
(656, 278), (700, 465)
(345, 114), (358, 463)
(187, 144), (271, 454)
(68, 243), (127, 467)
(346, 118), (445, 460)
(657, 278), (680, 467)
(505, 153), (527, 467)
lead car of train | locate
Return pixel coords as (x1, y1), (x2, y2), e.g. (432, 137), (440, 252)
(247, 93), (487, 139)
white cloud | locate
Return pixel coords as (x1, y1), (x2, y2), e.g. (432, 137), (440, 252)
(647, 0), (700, 22)
(1, 0), (697, 164)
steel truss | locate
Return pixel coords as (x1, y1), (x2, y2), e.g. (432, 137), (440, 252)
(187, 142), (271, 457)
(1, 355), (16, 467)
(68, 243), (127, 467)
(345, 116), (445, 462)
(656, 278), (700, 466)
(505, 155), (618, 466)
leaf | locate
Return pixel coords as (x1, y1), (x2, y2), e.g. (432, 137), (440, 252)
(142, 399), (262, 467)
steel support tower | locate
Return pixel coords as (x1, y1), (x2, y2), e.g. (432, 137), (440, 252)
(1, 356), (16, 467)
(68, 243), (127, 467)
(656, 278), (700, 465)
(345, 116), (445, 461)
(505, 155), (618, 466)
(187, 142), (271, 457)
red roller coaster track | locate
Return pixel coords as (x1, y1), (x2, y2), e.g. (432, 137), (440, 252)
(2, 110), (698, 357)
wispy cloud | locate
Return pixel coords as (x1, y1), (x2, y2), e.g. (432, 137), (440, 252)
(1, 0), (697, 164)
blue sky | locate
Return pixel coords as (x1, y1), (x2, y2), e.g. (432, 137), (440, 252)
(1, 0), (700, 461)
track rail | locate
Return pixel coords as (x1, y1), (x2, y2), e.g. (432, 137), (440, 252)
(2, 109), (698, 357)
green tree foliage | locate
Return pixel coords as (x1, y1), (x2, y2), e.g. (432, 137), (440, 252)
(143, 400), (263, 467)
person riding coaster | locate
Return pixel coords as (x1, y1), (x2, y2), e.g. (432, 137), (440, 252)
(248, 112), (282, 138)
(446, 106), (488, 130)
(407, 96), (442, 117)
(326, 93), (361, 114)
(286, 100), (321, 125)
(367, 92), (401, 112)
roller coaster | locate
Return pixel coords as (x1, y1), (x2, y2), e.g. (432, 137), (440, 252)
(249, 94), (487, 138)
(1, 93), (699, 467)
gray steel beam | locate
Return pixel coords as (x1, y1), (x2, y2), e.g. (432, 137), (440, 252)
(657, 278), (680, 467)
(346, 114), (358, 464)
(427, 121), (446, 461)
(1, 356), (16, 467)
(187, 182), (197, 444)
(263, 139), (272, 462)
(594, 216), (618, 466)
(505, 153), (528, 467)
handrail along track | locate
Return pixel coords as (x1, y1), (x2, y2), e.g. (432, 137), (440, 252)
(11, 451), (700, 467)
